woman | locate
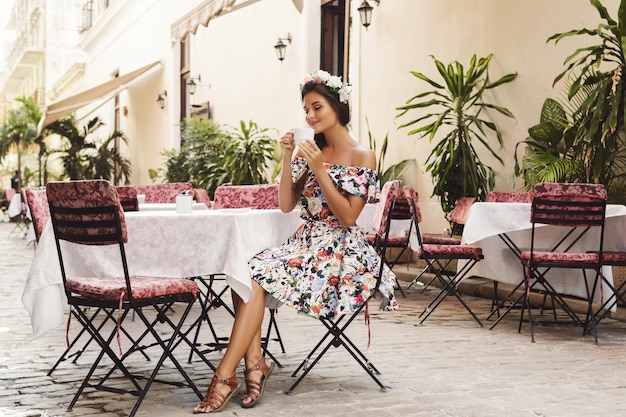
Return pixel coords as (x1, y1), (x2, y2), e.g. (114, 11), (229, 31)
(193, 70), (398, 413)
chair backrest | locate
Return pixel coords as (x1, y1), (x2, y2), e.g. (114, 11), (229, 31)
(403, 185), (425, 247)
(213, 183), (279, 209)
(487, 191), (534, 203)
(530, 183), (607, 228)
(24, 187), (50, 242)
(46, 180), (128, 245)
(371, 180), (401, 237)
(115, 185), (139, 212)
(450, 197), (476, 226)
(193, 188), (211, 207)
(133, 182), (193, 203)
(4, 188), (15, 203)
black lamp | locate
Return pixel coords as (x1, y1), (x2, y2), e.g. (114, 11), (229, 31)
(156, 91), (167, 109)
(187, 75), (201, 95)
(274, 33), (292, 62)
(358, 0), (376, 29)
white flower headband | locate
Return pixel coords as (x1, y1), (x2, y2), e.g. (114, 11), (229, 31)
(300, 70), (352, 104)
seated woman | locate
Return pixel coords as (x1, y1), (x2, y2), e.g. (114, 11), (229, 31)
(193, 70), (398, 413)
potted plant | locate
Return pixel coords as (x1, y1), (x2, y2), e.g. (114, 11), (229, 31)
(159, 118), (277, 197)
(395, 54), (517, 220)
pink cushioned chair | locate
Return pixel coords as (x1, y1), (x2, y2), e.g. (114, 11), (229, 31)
(23, 187), (49, 242)
(486, 191), (534, 203)
(192, 188), (211, 207)
(115, 185), (139, 211)
(213, 183), (279, 209)
(367, 186), (410, 298)
(404, 185), (484, 326)
(46, 180), (209, 417)
(519, 182), (607, 343)
(133, 182), (193, 203)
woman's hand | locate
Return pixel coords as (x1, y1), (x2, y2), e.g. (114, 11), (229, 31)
(279, 130), (296, 158)
(298, 139), (324, 175)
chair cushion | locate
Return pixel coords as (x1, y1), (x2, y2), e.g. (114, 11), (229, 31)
(213, 184), (279, 209)
(423, 235), (461, 245)
(418, 244), (483, 260)
(520, 250), (600, 267)
(66, 276), (199, 302)
(598, 251), (626, 266)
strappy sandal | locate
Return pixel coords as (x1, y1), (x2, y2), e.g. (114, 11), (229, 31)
(193, 374), (240, 414)
(242, 357), (274, 409)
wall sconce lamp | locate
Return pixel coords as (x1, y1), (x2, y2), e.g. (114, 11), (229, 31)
(358, 0), (380, 29)
(274, 33), (292, 62)
(156, 91), (167, 109)
(187, 75), (201, 95)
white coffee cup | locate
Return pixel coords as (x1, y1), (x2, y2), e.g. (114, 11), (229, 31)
(293, 127), (315, 145)
(137, 194), (146, 204)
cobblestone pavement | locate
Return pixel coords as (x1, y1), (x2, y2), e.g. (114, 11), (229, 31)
(2, 220), (626, 417)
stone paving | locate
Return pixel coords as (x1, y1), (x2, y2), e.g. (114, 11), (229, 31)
(2, 220), (626, 417)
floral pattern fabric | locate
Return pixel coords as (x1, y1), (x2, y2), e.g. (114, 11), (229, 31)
(249, 157), (398, 319)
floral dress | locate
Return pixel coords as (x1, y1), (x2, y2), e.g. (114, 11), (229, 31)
(249, 157), (398, 319)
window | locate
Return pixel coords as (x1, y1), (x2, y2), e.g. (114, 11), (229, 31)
(180, 35), (191, 121)
(320, 0), (349, 79)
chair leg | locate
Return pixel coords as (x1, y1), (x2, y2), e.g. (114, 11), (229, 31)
(286, 311), (386, 393)
(418, 259), (483, 326)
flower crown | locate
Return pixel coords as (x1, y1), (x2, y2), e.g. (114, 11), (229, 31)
(300, 70), (351, 104)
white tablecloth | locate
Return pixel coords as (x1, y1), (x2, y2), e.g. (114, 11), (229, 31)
(22, 208), (303, 339)
(460, 202), (626, 303)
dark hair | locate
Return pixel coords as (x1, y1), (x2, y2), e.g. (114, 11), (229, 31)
(301, 81), (350, 149)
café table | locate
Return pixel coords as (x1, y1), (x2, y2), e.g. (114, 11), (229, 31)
(22, 207), (303, 339)
(460, 202), (626, 319)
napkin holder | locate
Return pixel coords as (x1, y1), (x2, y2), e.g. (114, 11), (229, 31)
(176, 194), (193, 214)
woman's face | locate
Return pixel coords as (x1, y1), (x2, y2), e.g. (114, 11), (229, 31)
(302, 91), (339, 134)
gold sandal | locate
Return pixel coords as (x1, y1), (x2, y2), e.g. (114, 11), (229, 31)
(242, 357), (274, 409)
(193, 374), (240, 413)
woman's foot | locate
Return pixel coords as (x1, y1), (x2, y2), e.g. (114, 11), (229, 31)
(193, 373), (240, 413)
(242, 357), (274, 408)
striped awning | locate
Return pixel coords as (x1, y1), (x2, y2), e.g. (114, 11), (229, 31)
(170, 0), (238, 42)
(38, 60), (162, 132)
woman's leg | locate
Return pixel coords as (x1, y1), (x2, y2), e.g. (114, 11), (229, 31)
(193, 281), (266, 413)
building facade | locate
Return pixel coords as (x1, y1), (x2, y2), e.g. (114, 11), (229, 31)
(0, 0), (620, 232)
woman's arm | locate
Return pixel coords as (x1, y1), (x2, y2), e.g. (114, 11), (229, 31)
(277, 130), (300, 213)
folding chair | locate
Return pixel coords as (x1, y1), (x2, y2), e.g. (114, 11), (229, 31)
(133, 182), (193, 203)
(192, 182), (284, 365)
(8, 189), (30, 238)
(46, 180), (211, 417)
(367, 191), (411, 297)
(23, 187), (49, 243)
(519, 182), (607, 343)
(408, 196), (472, 292)
(286, 179), (400, 393)
(486, 191), (534, 203)
(115, 185), (139, 211)
(193, 188), (212, 207)
(403, 185), (484, 326)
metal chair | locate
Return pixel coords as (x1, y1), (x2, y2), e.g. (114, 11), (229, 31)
(408, 196), (472, 292)
(403, 185), (484, 326)
(115, 185), (139, 211)
(46, 179), (211, 417)
(286, 179), (399, 393)
(133, 182), (193, 203)
(519, 182), (607, 343)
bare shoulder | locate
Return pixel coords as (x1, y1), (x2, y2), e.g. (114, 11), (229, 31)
(351, 144), (376, 170)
